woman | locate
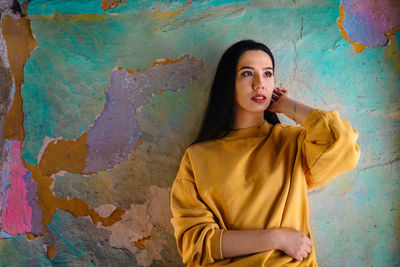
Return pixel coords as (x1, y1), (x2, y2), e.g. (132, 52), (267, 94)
(170, 40), (360, 266)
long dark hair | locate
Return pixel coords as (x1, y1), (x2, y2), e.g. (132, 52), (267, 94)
(192, 40), (280, 145)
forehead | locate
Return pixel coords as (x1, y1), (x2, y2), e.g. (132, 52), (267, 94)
(237, 50), (273, 69)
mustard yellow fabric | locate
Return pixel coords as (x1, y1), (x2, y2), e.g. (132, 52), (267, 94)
(170, 109), (360, 266)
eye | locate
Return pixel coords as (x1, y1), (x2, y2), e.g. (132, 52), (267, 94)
(264, 71), (273, 77)
(242, 71), (252, 77)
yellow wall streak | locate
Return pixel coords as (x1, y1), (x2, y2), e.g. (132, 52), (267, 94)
(152, 7), (187, 20)
(2, 15), (37, 141)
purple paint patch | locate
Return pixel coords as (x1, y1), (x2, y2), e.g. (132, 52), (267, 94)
(23, 171), (43, 236)
(83, 56), (204, 173)
(342, 0), (400, 47)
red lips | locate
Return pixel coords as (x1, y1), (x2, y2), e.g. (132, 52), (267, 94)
(251, 94), (266, 103)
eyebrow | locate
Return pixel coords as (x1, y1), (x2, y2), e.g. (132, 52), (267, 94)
(238, 66), (273, 71)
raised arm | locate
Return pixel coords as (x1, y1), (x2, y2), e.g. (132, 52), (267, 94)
(268, 87), (314, 126)
(269, 87), (360, 188)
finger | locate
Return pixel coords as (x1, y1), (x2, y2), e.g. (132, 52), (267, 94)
(306, 238), (313, 247)
(296, 255), (303, 262)
(301, 250), (308, 259)
(278, 87), (288, 95)
(272, 94), (279, 101)
(305, 246), (312, 254)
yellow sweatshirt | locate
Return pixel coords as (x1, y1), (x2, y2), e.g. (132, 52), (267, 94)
(170, 109), (360, 266)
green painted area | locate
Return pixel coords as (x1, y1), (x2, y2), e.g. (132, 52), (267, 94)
(0, 234), (50, 266)
(309, 161), (400, 266)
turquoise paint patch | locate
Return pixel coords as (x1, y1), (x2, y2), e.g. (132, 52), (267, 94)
(49, 211), (88, 258)
(0, 234), (50, 266)
(27, 0), (251, 15)
(310, 161), (400, 266)
(395, 30), (400, 51)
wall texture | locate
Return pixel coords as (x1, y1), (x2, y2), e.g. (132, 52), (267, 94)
(0, 0), (399, 266)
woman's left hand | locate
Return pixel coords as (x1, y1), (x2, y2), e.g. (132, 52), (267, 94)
(268, 87), (290, 113)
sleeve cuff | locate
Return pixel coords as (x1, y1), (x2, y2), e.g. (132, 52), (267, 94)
(211, 228), (225, 260)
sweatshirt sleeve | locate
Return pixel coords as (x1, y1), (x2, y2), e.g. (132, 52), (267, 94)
(170, 149), (224, 265)
(299, 109), (360, 189)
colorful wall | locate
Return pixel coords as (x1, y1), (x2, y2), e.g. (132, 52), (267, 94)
(0, 0), (399, 266)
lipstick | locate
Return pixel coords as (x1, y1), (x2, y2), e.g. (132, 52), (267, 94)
(251, 94), (266, 103)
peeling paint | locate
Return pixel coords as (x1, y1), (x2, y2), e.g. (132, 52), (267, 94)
(0, 0), (398, 265)
(100, 186), (171, 266)
(46, 245), (56, 259)
(336, 4), (367, 53)
(2, 15), (36, 141)
(1, 140), (32, 236)
(101, 0), (126, 11)
(38, 133), (87, 176)
(84, 56), (204, 173)
(337, 0), (400, 52)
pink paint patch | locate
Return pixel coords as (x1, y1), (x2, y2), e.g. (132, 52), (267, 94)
(1, 140), (32, 236)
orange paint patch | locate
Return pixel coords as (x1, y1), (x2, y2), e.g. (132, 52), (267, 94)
(26, 164), (59, 228)
(26, 233), (37, 240)
(151, 55), (186, 67)
(126, 69), (133, 74)
(134, 235), (151, 250)
(46, 245), (56, 259)
(38, 133), (88, 176)
(136, 140), (143, 147)
(2, 15), (37, 141)
(158, 91), (162, 95)
(101, 0), (127, 11)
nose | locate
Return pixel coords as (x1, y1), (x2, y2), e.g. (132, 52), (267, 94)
(252, 75), (264, 90)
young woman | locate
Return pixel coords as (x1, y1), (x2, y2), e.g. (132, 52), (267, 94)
(170, 40), (360, 266)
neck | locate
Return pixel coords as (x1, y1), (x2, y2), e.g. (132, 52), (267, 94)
(233, 108), (265, 129)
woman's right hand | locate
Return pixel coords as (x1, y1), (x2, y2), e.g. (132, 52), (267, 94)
(275, 228), (313, 262)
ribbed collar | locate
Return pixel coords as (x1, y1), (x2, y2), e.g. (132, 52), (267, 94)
(223, 121), (273, 139)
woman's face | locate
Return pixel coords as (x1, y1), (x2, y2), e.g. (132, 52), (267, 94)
(235, 50), (274, 115)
